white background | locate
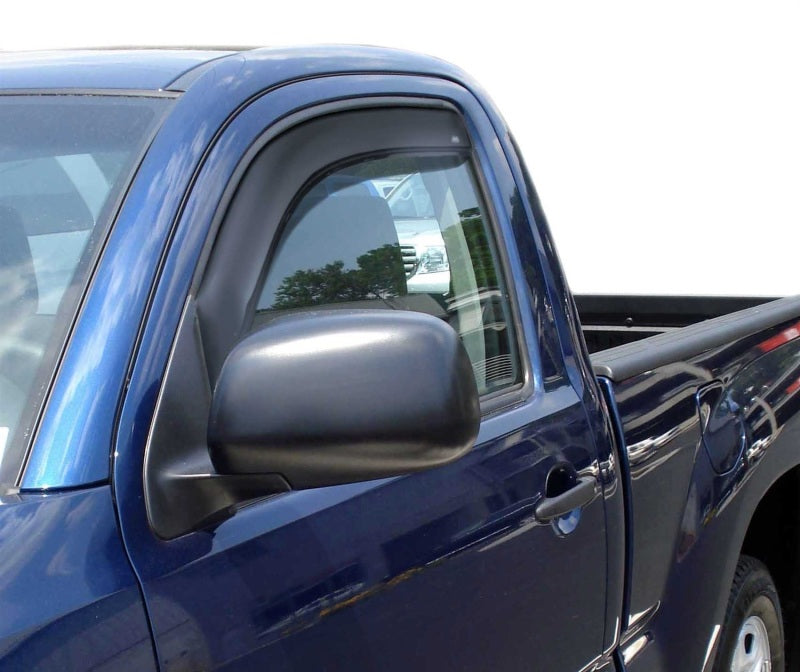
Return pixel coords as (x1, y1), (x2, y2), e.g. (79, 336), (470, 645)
(2, 1), (798, 296)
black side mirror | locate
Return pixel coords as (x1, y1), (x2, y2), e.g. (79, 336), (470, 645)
(208, 309), (480, 489)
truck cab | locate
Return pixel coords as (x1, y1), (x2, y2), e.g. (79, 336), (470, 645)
(1, 47), (799, 672)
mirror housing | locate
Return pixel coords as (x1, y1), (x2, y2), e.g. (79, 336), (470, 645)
(208, 309), (481, 489)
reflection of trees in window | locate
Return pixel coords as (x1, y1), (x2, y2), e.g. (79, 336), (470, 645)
(272, 244), (407, 310)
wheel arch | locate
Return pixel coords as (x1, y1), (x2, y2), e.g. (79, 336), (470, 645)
(739, 464), (800, 669)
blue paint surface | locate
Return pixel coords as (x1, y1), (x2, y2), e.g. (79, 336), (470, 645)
(0, 49), (232, 90)
(0, 486), (155, 670)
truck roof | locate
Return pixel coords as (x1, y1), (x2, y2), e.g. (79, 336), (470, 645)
(0, 46), (468, 93)
(0, 48), (242, 90)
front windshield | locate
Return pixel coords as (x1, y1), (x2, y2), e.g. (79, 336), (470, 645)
(0, 95), (171, 486)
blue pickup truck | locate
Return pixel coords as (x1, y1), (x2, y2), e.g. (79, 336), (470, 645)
(2, 46), (800, 672)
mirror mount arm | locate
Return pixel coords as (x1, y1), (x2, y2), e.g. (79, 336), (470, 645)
(146, 466), (290, 540)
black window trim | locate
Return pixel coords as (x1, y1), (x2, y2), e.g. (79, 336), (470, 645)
(189, 96), (536, 416)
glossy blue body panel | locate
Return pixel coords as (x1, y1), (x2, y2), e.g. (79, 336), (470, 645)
(0, 486), (155, 670)
(610, 320), (800, 670)
(0, 49), (232, 90)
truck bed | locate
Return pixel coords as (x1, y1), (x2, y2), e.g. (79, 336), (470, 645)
(587, 294), (800, 381)
(576, 294), (778, 354)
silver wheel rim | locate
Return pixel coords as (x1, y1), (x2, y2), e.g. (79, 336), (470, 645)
(731, 615), (771, 672)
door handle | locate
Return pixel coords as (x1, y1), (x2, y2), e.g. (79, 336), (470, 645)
(534, 476), (597, 522)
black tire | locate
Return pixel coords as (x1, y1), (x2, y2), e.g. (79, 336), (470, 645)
(714, 555), (785, 672)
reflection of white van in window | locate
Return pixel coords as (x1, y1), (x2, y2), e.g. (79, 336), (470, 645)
(370, 176), (404, 197)
(386, 173), (450, 294)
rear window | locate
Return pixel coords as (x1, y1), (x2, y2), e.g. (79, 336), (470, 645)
(0, 95), (171, 486)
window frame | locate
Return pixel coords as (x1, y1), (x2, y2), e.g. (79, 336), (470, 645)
(190, 99), (533, 415)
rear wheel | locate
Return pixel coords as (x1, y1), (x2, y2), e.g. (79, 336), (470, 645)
(715, 555), (784, 672)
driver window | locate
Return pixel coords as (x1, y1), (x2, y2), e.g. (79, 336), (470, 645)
(254, 153), (520, 396)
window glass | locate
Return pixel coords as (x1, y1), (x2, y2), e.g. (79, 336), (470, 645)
(255, 153), (520, 396)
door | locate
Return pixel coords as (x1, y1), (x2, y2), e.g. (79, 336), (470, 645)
(115, 76), (613, 671)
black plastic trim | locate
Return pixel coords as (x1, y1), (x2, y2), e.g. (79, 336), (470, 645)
(534, 476), (597, 522)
